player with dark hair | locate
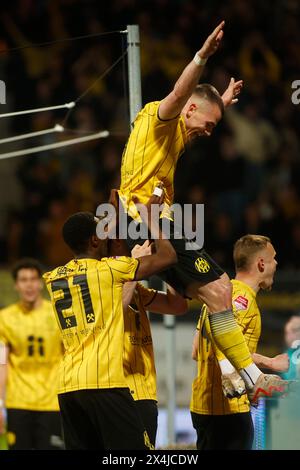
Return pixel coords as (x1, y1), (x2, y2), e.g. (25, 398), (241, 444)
(118, 21), (285, 399)
(11, 258), (43, 280)
(0, 258), (64, 450)
(43, 194), (178, 450)
(190, 235), (289, 449)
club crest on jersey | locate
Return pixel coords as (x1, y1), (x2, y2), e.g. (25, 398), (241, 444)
(234, 295), (248, 311)
(195, 257), (210, 273)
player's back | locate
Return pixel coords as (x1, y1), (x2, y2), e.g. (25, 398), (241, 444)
(44, 256), (139, 393)
(119, 101), (187, 219)
(123, 282), (157, 401)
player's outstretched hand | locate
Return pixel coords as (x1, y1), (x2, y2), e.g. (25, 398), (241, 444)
(198, 20), (225, 59)
(132, 240), (153, 259)
(222, 77), (243, 108)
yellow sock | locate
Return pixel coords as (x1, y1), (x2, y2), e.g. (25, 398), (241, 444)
(203, 310), (226, 361)
(208, 309), (253, 369)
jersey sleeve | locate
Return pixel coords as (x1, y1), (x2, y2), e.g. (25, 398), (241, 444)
(197, 304), (208, 331)
(0, 313), (9, 346)
(196, 310), (203, 331)
(105, 256), (140, 283)
(142, 101), (181, 126)
(135, 282), (157, 307)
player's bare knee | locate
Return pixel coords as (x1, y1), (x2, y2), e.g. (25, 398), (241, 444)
(203, 283), (224, 312)
(222, 279), (232, 307)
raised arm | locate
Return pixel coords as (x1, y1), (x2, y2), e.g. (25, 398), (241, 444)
(134, 235), (177, 281)
(130, 240), (187, 314)
(158, 21), (225, 120)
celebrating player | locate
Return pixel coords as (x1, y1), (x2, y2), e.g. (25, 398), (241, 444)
(190, 235), (289, 449)
(43, 190), (178, 450)
(117, 20), (285, 399)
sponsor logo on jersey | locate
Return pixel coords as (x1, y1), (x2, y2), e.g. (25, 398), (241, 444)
(234, 295), (248, 310)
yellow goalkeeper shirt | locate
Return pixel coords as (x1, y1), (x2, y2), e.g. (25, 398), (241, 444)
(190, 279), (261, 415)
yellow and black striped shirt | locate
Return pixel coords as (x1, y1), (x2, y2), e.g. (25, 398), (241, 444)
(119, 101), (187, 220)
(0, 300), (62, 411)
(124, 283), (157, 401)
(43, 257), (139, 394)
(190, 279), (261, 415)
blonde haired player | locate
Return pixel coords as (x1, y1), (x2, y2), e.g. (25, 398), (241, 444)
(190, 235), (289, 449)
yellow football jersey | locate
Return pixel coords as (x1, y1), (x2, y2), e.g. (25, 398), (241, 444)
(123, 283), (157, 401)
(43, 257), (139, 394)
(0, 300), (62, 411)
(190, 279), (261, 415)
(119, 101), (187, 220)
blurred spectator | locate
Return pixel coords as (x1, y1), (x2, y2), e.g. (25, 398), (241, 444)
(0, 0), (299, 270)
(39, 198), (72, 267)
(239, 32), (281, 95)
(281, 220), (300, 270)
(214, 132), (247, 230)
(282, 316), (300, 380)
(207, 213), (234, 269)
(225, 100), (279, 201)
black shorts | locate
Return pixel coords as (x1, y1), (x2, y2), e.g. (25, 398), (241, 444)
(58, 388), (153, 450)
(6, 409), (63, 450)
(135, 399), (158, 447)
(125, 216), (224, 296)
(191, 411), (254, 450)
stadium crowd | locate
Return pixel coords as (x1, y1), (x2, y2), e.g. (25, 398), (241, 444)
(0, 0), (299, 270)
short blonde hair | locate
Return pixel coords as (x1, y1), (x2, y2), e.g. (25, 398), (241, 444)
(233, 234), (271, 272)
